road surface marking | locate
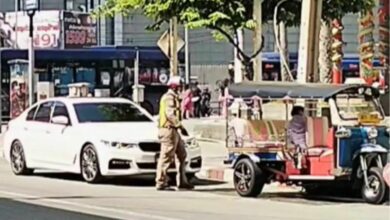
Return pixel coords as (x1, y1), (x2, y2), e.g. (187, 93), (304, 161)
(0, 190), (181, 220)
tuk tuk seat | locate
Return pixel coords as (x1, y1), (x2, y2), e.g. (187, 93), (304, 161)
(228, 119), (286, 149)
(306, 117), (333, 157)
(247, 119), (287, 142)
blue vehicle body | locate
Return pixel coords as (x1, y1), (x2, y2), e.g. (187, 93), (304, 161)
(338, 126), (390, 168)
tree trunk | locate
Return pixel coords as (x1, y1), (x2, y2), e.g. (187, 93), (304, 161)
(378, 0), (389, 68)
(319, 19), (332, 83)
(331, 19), (343, 84)
(279, 21), (289, 82)
(359, 10), (375, 85)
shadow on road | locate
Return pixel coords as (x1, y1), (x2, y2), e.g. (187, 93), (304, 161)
(196, 187), (390, 205)
(33, 172), (225, 187)
(0, 198), (113, 220)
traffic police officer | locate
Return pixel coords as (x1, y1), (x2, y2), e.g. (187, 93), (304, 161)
(156, 76), (194, 191)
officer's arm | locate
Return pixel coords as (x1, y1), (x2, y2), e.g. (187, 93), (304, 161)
(165, 98), (181, 127)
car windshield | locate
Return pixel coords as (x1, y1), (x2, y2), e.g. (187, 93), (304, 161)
(335, 94), (383, 120)
(74, 102), (152, 123)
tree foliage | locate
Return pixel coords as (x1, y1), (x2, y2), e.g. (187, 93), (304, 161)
(95, 0), (375, 63)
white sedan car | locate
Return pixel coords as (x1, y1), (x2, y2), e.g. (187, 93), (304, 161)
(3, 97), (202, 183)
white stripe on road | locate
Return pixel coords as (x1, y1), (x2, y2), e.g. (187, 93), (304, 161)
(0, 190), (181, 220)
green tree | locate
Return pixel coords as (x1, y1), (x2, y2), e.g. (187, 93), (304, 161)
(96, 0), (375, 81)
(96, 0), (300, 80)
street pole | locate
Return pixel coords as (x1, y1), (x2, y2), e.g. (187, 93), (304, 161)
(184, 26), (190, 84)
(169, 17), (178, 77)
(297, 0), (323, 83)
(14, 0), (19, 49)
(28, 13), (34, 106)
(25, 0), (38, 106)
(234, 29), (243, 83)
(253, 0), (263, 82)
(134, 48), (139, 87)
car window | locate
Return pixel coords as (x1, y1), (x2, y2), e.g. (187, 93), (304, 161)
(53, 102), (69, 118)
(74, 102), (152, 123)
(35, 102), (53, 123)
(26, 106), (37, 121)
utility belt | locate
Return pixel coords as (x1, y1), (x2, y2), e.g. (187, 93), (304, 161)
(159, 124), (180, 129)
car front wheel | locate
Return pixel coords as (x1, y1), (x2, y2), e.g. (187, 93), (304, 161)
(10, 141), (33, 175)
(80, 144), (102, 183)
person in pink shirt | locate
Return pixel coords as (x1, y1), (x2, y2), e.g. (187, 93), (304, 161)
(181, 85), (193, 119)
(218, 79), (232, 117)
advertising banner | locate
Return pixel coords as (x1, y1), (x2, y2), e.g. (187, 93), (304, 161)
(63, 11), (97, 48)
(5, 11), (61, 49)
(8, 59), (29, 119)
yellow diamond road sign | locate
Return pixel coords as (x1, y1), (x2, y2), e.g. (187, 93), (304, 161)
(157, 30), (185, 58)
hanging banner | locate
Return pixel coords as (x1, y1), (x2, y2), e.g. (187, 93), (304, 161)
(8, 59), (29, 119)
(4, 11), (61, 49)
(63, 11), (97, 48)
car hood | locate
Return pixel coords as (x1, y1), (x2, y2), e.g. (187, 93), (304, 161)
(76, 122), (159, 143)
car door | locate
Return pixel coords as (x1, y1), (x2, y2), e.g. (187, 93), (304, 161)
(47, 101), (75, 167)
(18, 105), (39, 161)
(28, 101), (55, 164)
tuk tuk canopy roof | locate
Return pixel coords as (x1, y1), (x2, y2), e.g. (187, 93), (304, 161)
(228, 82), (375, 99)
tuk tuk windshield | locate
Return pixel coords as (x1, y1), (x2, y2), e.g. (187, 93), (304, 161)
(335, 94), (383, 120)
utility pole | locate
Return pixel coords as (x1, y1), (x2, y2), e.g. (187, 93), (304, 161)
(169, 17), (178, 77)
(234, 29), (244, 83)
(253, 0), (263, 81)
(14, 0), (19, 48)
(25, 0), (38, 106)
(297, 0), (323, 83)
(184, 26), (190, 84)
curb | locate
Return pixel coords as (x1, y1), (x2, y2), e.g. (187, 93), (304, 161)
(196, 138), (225, 144)
(197, 166), (300, 190)
(197, 166), (233, 182)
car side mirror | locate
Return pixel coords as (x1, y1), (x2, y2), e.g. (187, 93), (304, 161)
(52, 116), (69, 126)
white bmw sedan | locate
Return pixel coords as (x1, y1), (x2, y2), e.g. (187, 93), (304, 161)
(3, 97), (202, 183)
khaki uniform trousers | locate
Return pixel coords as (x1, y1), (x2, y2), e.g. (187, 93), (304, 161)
(156, 127), (188, 187)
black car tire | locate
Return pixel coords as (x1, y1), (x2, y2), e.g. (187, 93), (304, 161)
(10, 141), (34, 175)
(233, 158), (265, 197)
(361, 167), (388, 204)
(80, 144), (103, 183)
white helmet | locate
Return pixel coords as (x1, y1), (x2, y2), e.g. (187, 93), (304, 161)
(167, 76), (181, 87)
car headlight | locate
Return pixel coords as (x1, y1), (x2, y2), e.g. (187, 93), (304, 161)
(186, 138), (200, 150)
(367, 127), (378, 139)
(101, 140), (137, 149)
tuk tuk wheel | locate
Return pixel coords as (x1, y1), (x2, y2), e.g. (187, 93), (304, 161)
(361, 167), (388, 204)
(233, 158), (265, 197)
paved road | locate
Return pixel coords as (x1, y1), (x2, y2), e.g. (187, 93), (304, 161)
(0, 157), (388, 220)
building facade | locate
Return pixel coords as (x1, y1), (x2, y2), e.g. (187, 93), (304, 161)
(0, 0), (380, 66)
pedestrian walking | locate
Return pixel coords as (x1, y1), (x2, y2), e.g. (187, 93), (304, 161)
(200, 87), (211, 117)
(218, 79), (231, 117)
(156, 76), (194, 191)
(192, 82), (201, 117)
(181, 85), (193, 119)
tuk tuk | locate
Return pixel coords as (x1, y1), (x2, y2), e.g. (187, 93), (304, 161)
(225, 82), (389, 204)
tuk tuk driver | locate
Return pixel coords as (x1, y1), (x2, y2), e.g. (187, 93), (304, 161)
(156, 76), (194, 191)
(287, 106), (307, 169)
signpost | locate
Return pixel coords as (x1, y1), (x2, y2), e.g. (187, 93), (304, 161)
(157, 18), (184, 77)
(157, 30), (185, 59)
